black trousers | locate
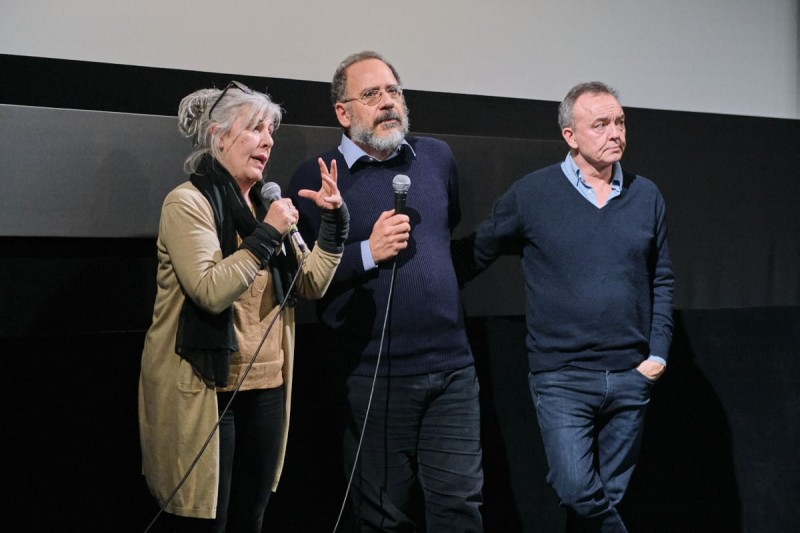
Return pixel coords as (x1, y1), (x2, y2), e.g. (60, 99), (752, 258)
(164, 385), (285, 533)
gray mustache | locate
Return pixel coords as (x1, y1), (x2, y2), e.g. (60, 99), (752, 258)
(374, 111), (401, 126)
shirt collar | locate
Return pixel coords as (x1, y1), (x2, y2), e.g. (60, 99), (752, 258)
(338, 133), (414, 169)
(561, 152), (623, 191)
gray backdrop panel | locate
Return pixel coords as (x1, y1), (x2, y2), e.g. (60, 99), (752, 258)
(1, 104), (187, 237)
(0, 104), (563, 316)
(4, 104), (797, 311)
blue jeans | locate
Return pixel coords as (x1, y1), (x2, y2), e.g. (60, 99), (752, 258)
(529, 367), (654, 533)
(344, 366), (484, 532)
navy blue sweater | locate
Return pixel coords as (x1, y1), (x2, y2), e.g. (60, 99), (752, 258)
(288, 136), (474, 376)
(469, 163), (674, 373)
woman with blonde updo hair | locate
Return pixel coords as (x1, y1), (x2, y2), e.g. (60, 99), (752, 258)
(138, 81), (348, 531)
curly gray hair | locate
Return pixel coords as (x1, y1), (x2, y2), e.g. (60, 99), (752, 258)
(177, 82), (283, 174)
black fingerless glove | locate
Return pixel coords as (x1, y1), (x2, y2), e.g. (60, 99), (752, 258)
(317, 204), (350, 254)
(240, 223), (283, 268)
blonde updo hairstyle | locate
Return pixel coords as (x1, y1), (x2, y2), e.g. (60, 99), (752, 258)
(177, 83), (283, 174)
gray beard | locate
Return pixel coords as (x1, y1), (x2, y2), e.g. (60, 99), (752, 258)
(350, 114), (410, 155)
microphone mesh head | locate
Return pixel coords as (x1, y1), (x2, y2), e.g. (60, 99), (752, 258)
(392, 174), (411, 193)
(261, 181), (282, 202)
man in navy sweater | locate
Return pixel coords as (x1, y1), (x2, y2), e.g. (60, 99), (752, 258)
(459, 82), (674, 532)
(288, 51), (483, 532)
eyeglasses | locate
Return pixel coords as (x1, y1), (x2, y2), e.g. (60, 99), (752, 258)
(208, 80), (253, 120)
(341, 85), (404, 106)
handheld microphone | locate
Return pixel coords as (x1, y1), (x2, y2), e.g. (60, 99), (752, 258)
(260, 181), (307, 252)
(392, 174), (411, 215)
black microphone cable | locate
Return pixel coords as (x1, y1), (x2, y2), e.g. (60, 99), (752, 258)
(333, 174), (409, 533)
(143, 249), (307, 533)
(332, 258), (399, 533)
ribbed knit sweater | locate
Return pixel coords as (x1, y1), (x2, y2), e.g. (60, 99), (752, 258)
(469, 162), (674, 373)
(288, 136), (474, 376)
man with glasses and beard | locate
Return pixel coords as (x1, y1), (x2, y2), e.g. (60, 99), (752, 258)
(288, 51), (484, 532)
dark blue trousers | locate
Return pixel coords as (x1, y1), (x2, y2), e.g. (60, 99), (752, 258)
(343, 366), (484, 532)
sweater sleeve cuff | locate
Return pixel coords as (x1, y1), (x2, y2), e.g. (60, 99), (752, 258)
(316, 204), (350, 254)
(239, 223), (282, 267)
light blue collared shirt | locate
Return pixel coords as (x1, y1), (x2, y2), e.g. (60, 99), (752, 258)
(338, 134), (416, 270)
(559, 153), (667, 368)
(560, 153), (623, 208)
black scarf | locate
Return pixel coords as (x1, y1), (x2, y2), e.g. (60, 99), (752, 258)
(175, 155), (296, 387)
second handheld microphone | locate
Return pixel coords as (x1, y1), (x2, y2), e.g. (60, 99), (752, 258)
(392, 174), (411, 215)
(260, 182), (307, 252)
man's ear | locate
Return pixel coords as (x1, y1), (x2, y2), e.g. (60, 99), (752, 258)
(334, 103), (351, 129)
(561, 127), (577, 149)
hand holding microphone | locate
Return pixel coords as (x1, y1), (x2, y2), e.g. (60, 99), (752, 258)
(261, 182), (307, 252)
(368, 175), (412, 263)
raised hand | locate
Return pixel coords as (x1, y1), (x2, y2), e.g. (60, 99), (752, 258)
(297, 158), (343, 210)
